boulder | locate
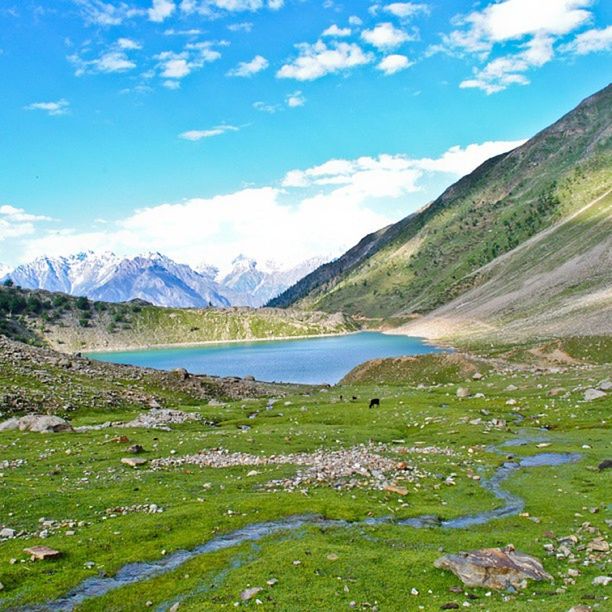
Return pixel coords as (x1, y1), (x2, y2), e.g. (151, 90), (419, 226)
(584, 388), (606, 402)
(0, 415), (73, 433)
(121, 457), (148, 468)
(24, 546), (62, 560)
(240, 587), (263, 601)
(434, 544), (551, 591)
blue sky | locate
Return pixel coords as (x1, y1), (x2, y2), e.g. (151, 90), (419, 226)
(0, 0), (610, 271)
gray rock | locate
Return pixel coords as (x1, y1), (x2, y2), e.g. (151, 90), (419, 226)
(0, 414), (73, 433)
(434, 544), (551, 590)
(240, 587), (263, 601)
(584, 388), (606, 402)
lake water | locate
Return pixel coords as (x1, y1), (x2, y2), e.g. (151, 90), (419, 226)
(88, 332), (441, 385)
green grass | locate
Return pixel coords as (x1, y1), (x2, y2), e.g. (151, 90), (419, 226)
(0, 357), (610, 610)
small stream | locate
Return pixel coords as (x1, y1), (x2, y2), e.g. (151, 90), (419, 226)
(24, 441), (580, 611)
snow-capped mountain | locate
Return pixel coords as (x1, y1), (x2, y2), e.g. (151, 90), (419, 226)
(0, 263), (10, 279)
(1, 252), (329, 308)
(219, 255), (329, 307)
(3, 252), (229, 308)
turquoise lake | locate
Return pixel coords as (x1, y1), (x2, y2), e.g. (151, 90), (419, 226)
(89, 332), (441, 385)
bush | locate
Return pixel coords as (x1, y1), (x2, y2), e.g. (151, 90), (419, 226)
(76, 296), (90, 311)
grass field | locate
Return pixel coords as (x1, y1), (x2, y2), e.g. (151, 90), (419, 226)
(0, 350), (609, 611)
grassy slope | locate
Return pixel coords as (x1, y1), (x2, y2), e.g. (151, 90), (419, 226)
(0, 350), (610, 611)
(0, 286), (357, 353)
(275, 85), (611, 328)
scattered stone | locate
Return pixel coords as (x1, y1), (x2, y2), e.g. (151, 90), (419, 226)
(384, 485), (408, 496)
(266, 578), (278, 586)
(599, 380), (612, 391)
(587, 537), (609, 552)
(128, 444), (144, 454)
(456, 387), (471, 398)
(326, 553), (339, 561)
(24, 546), (62, 560)
(0, 528), (16, 539)
(472, 372), (483, 380)
(0, 414), (73, 433)
(583, 389), (606, 402)
(240, 587), (263, 601)
(441, 604), (459, 610)
(597, 459), (612, 471)
(592, 576), (611, 586)
(121, 457), (147, 468)
(434, 545), (551, 590)
(568, 606), (592, 612)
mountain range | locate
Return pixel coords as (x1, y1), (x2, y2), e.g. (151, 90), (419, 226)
(1, 252), (328, 308)
(269, 84), (612, 341)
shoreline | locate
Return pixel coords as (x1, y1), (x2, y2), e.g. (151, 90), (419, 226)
(81, 330), (361, 355)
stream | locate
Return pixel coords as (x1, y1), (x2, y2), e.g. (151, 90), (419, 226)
(26, 439), (581, 611)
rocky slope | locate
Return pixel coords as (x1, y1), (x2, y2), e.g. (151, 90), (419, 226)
(394, 188), (612, 342)
(269, 85), (612, 339)
(0, 335), (300, 417)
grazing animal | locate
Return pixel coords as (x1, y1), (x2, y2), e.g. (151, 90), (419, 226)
(352, 396), (358, 401)
(369, 398), (380, 409)
(598, 459), (612, 471)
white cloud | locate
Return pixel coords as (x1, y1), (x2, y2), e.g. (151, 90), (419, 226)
(117, 37), (141, 50)
(286, 90), (305, 107)
(282, 140), (525, 191)
(253, 101), (281, 113)
(227, 21), (253, 32)
(460, 35), (554, 94)
(227, 54), (269, 77)
(179, 124), (240, 140)
(179, 0), (282, 15)
(74, 0), (144, 26)
(10, 140), (527, 269)
(322, 24), (352, 37)
(560, 25), (612, 54)
(68, 39), (141, 76)
(348, 15), (363, 26)
(361, 22), (411, 49)
(148, 0), (176, 22)
(441, 0), (594, 93)
(0, 205), (52, 242)
(277, 40), (373, 81)
(0, 205), (52, 223)
(377, 54), (412, 74)
(416, 140), (526, 175)
(24, 99), (70, 116)
(383, 3), (429, 19)
(156, 41), (222, 82)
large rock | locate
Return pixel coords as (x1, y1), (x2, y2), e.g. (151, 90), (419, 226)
(584, 388), (606, 402)
(0, 414), (73, 433)
(434, 544), (551, 591)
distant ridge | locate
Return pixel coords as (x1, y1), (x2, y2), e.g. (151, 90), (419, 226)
(2, 252), (329, 308)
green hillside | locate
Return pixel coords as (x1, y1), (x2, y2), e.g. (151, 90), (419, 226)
(271, 85), (612, 325)
(0, 286), (357, 352)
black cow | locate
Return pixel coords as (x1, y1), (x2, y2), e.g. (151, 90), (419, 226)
(369, 398), (380, 409)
